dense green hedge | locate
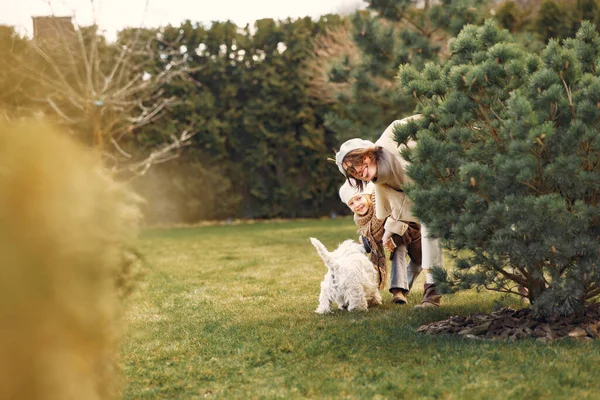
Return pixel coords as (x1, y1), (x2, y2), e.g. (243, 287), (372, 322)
(1, 1), (598, 222)
(130, 17), (349, 222)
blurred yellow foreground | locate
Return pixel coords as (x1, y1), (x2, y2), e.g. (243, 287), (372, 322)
(0, 119), (142, 400)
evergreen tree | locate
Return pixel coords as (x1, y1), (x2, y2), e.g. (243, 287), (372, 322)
(534, 0), (572, 42)
(135, 17), (346, 221)
(307, 0), (491, 142)
(493, 1), (523, 33)
(396, 20), (600, 317)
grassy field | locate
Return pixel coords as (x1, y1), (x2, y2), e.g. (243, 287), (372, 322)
(121, 218), (600, 399)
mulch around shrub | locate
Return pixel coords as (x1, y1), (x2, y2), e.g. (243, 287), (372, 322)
(417, 304), (600, 342)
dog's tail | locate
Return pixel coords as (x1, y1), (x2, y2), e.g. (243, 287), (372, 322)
(310, 237), (340, 271)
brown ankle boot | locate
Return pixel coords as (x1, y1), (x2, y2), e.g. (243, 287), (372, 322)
(391, 289), (408, 304)
(414, 283), (441, 308)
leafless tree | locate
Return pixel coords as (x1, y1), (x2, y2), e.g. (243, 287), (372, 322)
(15, 2), (200, 179)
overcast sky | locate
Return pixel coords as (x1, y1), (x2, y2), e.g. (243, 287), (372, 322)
(1, 0), (366, 39)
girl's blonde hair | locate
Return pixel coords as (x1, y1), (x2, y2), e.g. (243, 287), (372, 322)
(363, 192), (374, 209)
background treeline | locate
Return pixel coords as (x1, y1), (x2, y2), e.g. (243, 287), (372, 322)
(132, 17), (348, 222)
(0, 0), (598, 224)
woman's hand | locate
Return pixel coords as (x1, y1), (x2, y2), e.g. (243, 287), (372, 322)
(382, 230), (397, 252)
(384, 238), (396, 252)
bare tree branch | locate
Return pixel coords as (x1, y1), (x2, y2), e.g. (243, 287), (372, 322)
(45, 96), (79, 123)
(110, 137), (132, 158)
(120, 124), (198, 178)
(16, 2), (198, 178)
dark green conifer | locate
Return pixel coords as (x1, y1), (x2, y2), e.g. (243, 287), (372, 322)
(396, 20), (600, 317)
(313, 0), (490, 141)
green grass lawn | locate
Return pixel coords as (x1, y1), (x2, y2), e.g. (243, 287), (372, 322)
(121, 218), (600, 399)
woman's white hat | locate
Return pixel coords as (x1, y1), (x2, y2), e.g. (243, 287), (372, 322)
(339, 180), (375, 205)
(334, 138), (376, 175)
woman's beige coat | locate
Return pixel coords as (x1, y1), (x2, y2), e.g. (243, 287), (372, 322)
(372, 115), (421, 236)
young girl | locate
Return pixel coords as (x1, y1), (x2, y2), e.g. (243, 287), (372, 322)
(339, 181), (422, 304)
(335, 115), (444, 308)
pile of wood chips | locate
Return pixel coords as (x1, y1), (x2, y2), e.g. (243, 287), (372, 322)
(417, 305), (600, 342)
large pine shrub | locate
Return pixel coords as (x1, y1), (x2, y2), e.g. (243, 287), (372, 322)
(396, 20), (600, 317)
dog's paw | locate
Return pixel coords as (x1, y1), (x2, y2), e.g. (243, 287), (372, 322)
(315, 307), (331, 314)
(348, 307), (368, 312)
(369, 294), (383, 306)
(348, 302), (369, 312)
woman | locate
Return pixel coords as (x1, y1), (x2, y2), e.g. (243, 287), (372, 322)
(335, 116), (444, 308)
(339, 181), (422, 304)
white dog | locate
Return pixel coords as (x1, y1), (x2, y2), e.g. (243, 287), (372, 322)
(310, 237), (382, 314)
